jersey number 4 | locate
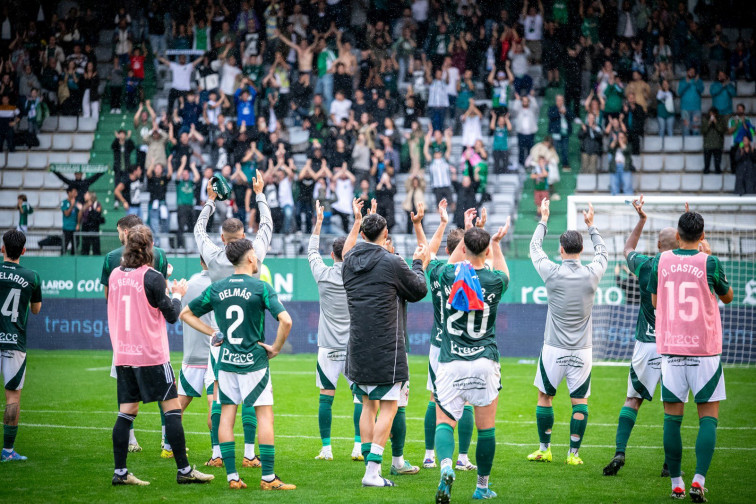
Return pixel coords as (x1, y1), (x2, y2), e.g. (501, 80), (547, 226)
(1, 288), (21, 323)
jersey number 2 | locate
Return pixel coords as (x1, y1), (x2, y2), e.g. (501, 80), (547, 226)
(226, 306), (244, 344)
(1, 288), (21, 323)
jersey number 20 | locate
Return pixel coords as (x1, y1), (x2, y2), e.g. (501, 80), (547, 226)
(446, 304), (490, 340)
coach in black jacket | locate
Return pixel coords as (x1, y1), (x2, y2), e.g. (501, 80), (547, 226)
(342, 213), (427, 487)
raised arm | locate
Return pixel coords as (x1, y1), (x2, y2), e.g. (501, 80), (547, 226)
(342, 198), (364, 257)
(490, 216), (511, 276)
(193, 180), (223, 261)
(308, 200), (328, 281)
(624, 194), (647, 258)
(530, 199), (557, 280)
(427, 199), (449, 260)
(250, 169), (273, 264)
(583, 203), (609, 278)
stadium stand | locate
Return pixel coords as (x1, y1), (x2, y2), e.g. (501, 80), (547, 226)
(0, 3), (753, 258)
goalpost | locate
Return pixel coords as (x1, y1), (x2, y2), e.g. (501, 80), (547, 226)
(566, 195), (756, 366)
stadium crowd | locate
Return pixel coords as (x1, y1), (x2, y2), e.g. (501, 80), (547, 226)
(1, 1), (755, 249)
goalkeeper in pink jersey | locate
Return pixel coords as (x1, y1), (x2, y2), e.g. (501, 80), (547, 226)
(107, 225), (214, 487)
(649, 211), (734, 502)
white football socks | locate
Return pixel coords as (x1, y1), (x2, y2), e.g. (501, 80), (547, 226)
(392, 455), (404, 468)
(425, 449), (435, 461)
(244, 444), (255, 459)
(227, 472), (239, 482)
(693, 474), (705, 488)
(457, 454), (470, 465)
(671, 476), (685, 490)
(477, 475), (489, 489)
(539, 443), (549, 452)
(128, 429), (138, 445)
(212, 445), (221, 459)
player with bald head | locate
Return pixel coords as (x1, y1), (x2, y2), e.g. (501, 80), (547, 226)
(604, 195), (679, 476)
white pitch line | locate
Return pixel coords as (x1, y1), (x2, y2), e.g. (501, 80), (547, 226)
(18, 410), (756, 430)
(15, 422), (756, 451)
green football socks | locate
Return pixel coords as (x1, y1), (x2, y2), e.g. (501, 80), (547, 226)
(663, 414), (684, 478)
(318, 394), (334, 446)
(476, 428), (496, 477)
(458, 406), (474, 456)
(3, 424), (18, 450)
(220, 441), (236, 477)
(390, 406), (406, 457)
(424, 401), (436, 451)
(259, 444), (275, 479)
(570, 404), (589, 453)
(536, 405), (554, 450)
(695, 416), (718, 477)
(210, 402), (221, 449)
(353, 401), (362, 443)
(615, 406), (638, 455)
(435, 423), (455, 466)
(241, 404), (257, 457)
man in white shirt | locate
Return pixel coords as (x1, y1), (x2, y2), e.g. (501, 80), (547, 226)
(219, 55), (242, 96)
(157, 53), (204, 116)
(329, 90), (352, 124)
(520, 0), (544, 63)
(442, 57), (459, 129)
(512, 93), (540, 167)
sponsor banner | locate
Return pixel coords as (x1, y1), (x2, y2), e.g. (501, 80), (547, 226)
(21, 257), (756, 307)
(49, 163), (109, 174)
(26, 300), (756, 362)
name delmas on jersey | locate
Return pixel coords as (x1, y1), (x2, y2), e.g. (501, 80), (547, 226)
(0, 271), (30, 288)
(219, 287), (252, 301)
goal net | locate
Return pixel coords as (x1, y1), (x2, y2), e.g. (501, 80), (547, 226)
(566, 195), (756, 366)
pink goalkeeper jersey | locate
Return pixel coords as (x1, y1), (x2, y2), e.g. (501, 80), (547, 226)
(656, 251), (722, 356)
(108, 265), (170, 366)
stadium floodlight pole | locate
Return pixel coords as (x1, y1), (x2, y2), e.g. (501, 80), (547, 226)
(567, 195), (756, 230)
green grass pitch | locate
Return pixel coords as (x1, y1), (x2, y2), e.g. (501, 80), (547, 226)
(1, 350), (754, 503)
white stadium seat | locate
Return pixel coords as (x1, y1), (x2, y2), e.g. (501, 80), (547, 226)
(58, 116), (78, 132)
(52, 134), (73, 151)
(36, 134), (52, 150)
(43, 172), (65, 189)
(643, 136), (663, 152)
(73, 134), (94, 151)
(660, 174), (681, 191)
(32, 210), (55, 228)
(77, 117), (98, 132)
(681, 174), (702, 192)
(684, 154), (705, 172)
(643, 154), (663, 172)
(69, 153), (90, 164)
(723, 175), (736, 192)
(576, 174), (596, 192)
(639, 174), (660, 192)
(664, 154), (685, 171)
(683, 136), (703, 152)
(6, 152), (27, 169)
(663, 136), (683, 152)
(0, 211), (13, 228)
(27, 152), (48, 170)
(23, 171), (44, 188)
(48, 153), (69, 164)
(2, 171), (23, 187)
(38, 193), (62, 209)
(41, 116), (58, 132)
(597, 174), (611, 192)
(702, 174), (724, 192)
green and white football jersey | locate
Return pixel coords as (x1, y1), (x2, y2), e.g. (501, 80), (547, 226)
(426, 258), (447, 348)
(188, 274), (285, 374)
(429, 262), (508, 363)
(626, 251), (656, 343)
(0, 261), (42, 352)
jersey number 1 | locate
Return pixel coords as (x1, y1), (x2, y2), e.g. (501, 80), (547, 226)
(1, 288), (21, 323)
